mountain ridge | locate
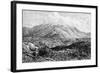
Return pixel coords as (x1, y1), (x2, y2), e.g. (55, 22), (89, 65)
(23, 24), (90, 39)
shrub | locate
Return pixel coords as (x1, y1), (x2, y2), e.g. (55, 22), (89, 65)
(38, 46), (52, 57)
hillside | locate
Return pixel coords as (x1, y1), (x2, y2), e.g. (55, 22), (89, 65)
(23, 24), (90, 38)
(22, 24), (91, 63)
(23, 24), (90, 47)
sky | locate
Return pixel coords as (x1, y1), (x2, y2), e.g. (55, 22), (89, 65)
(23, 10), (91, 33)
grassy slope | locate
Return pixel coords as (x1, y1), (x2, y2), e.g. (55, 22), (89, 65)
(22, 37), (91, 63)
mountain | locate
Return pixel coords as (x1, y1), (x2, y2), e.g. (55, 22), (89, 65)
(22, 27), (31, 37)
(23, 24), (90, 48)
(24, 24), (90, 38)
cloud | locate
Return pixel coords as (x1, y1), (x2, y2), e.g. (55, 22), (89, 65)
(45, 12), (90, 32)
(23, 11), (91, 32)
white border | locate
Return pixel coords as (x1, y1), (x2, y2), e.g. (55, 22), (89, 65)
(16, 4), (96, 70)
